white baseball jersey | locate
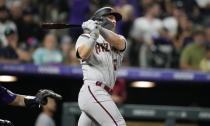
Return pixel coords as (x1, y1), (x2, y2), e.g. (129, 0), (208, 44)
(75, 33), (126, 89)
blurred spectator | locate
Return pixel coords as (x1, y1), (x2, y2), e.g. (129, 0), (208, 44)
(60, 35), (72, 62)
(148, 28), (173, 68)
(138, 0), (154, 16)
(205, 25), (210, 43)
(0, 0), (5, 6)
(170, 34), (184, 68)
(0, 6), (17, 47)
(180, 30), (206, 70)
(155, 0), (170, 16)
(38, 0), (68, 22)
(33, 33), (63, 65)
(200, 2), (210, 23)
(10, 1), (22, 20)
(26, 36), (39, 54)
(117, 4), (134, 38)
(10, 0), (23, 36)
(0, 28), (31, 63)
(35, 97), (57, 126)
(196, 0), (210, 8)
(112, 78), (127, 106)
(64, 44), (79, 66)
(200, 43), (210, 72)
(163, 1), (185, 38)
(18, 8), (44, 44)
(171, 0), (198, 14)
(189, 5), (204, 25)
(130, 2), (163, 67)
(113, 0), (140, 18)
(68, 0), (90, 42)
(177, 16), (194, 46)
(22, 0), (35, 10)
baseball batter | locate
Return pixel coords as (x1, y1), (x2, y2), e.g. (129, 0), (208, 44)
(76, 7), (126, 126)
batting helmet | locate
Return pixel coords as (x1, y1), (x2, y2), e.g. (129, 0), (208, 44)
(91, 7), (122, 30)
(92, 7), (122, 21)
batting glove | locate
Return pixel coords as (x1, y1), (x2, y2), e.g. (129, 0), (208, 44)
(82, 20), (99, 32)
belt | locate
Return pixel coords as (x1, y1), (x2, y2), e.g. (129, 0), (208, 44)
(84, 80), (113, 95)
(96, 81), (113, 95)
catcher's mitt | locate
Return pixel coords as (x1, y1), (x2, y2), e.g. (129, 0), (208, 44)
(36, 89), (62, 106)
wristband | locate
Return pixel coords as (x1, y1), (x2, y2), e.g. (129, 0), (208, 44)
(24, 96), (39, 108)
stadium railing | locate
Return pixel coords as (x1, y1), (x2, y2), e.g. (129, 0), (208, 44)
(0, 63), (210, 82)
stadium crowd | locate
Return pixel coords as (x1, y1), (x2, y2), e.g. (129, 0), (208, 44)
(0, 0), (210, 72)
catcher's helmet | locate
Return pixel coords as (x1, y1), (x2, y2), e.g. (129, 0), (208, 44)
(92, 7), (122, 21)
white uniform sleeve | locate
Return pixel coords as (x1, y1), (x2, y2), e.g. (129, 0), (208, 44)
(75, 34), (90, 52)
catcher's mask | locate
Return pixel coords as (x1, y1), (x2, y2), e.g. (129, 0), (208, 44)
(91, 7), (122, 30)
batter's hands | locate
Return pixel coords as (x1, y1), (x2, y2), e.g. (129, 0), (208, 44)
(36, 89), (62, 106)
(82, 20), (99, 32)
(0, 119), (14, 126)
(82, 20), (100, 40)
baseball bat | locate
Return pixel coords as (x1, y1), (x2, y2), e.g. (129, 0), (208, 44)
(41, 23), (81, 29)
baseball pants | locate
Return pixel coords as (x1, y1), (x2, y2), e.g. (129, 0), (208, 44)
(78, 82), (126, 126)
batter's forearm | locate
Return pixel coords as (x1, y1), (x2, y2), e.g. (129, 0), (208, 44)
(99, 27), (125, 50)
(78, 43), (94, 59)
(78, 29), (98, 59)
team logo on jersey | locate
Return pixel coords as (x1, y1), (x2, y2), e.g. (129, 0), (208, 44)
(95, 42), (120, 54)
(95, 42), (110, 54)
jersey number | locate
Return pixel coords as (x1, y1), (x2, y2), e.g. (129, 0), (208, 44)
(113, 59), (117, 71)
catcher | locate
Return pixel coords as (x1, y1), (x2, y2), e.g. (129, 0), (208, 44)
(0, 86), (62, 126)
